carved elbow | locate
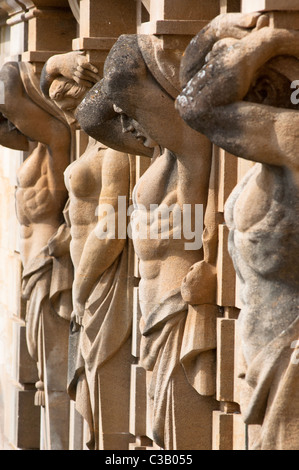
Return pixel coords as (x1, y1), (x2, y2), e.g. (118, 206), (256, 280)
(175, 90), (211, 134)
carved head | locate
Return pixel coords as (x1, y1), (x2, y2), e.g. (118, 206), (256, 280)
(95, 34), (201, 155)
(112, 104), (158, 150)
(76, 79), (156, 158)
(49, 76), (87, 125)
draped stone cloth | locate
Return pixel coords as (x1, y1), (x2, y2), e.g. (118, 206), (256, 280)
(22, 224), (73, 358)
(134, 152), (219, 449)
(68, 156), (135, 450)
(21, 218), (73, 450)
(68, 241), (133, 449)
(139, 289), (189, 448)
(139, 287), (218, 450)
(238, 314), (299, 450)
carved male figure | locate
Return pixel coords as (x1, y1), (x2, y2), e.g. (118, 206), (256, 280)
(177, 14), (299, 450)
(41, 51), (142, 450)
(0, 60), (73, 449)
(77, 34), (220, 450)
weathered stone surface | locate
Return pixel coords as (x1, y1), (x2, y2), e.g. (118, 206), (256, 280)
(77, 32), (219, 450)
(178, 12), (299, 450)
(42, 50), (135, 450)
(2, 0), (299, 452)
(0, 60), (72, 449)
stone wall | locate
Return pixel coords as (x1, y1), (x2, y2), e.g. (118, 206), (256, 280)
(0, 0), (297, 451)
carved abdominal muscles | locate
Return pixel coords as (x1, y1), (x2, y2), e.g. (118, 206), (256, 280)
(77, 34), (219, 450)
(177, 14), (299, 450)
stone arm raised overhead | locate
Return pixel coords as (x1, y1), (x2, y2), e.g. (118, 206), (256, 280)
(0, 62), (69, 155)
(40, 51), (100, 98)
(177, 27), (299, 170)
(0, 61), (70, 216)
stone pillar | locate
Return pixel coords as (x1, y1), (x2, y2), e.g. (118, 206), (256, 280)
(242, 0), (299, 30)
(242, 0), (299, 13)
(71, 0), (137, 160)
(220, 0), (241, 13)
(73, 0), (137, 74)
(19, 1), (76, 72)
(138, 0), (220, 50)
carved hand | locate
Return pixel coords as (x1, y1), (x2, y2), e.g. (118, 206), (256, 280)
(47, 51), (100, 88)
(71, 53), (101, 88)
(71, 290), (85, 332)
(70, 311), (82, 333)
(181, 260), (216, 305)
(209, 12), (267, 41)
(47, 223), (71, 258)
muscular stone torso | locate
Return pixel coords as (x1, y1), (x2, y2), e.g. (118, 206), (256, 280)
(64, 139), (104, 268)
(225, 163), (299, 363)
(15, 142), (67, 265)
(16, 143), (57, 226)
(132, 149), (203, 315)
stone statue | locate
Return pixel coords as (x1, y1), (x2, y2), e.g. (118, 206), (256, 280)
(0, 60), (73, 449)
(177, 14), (299, 450)
(77, 34), (219, 450)
(41, 51), (138, 450)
